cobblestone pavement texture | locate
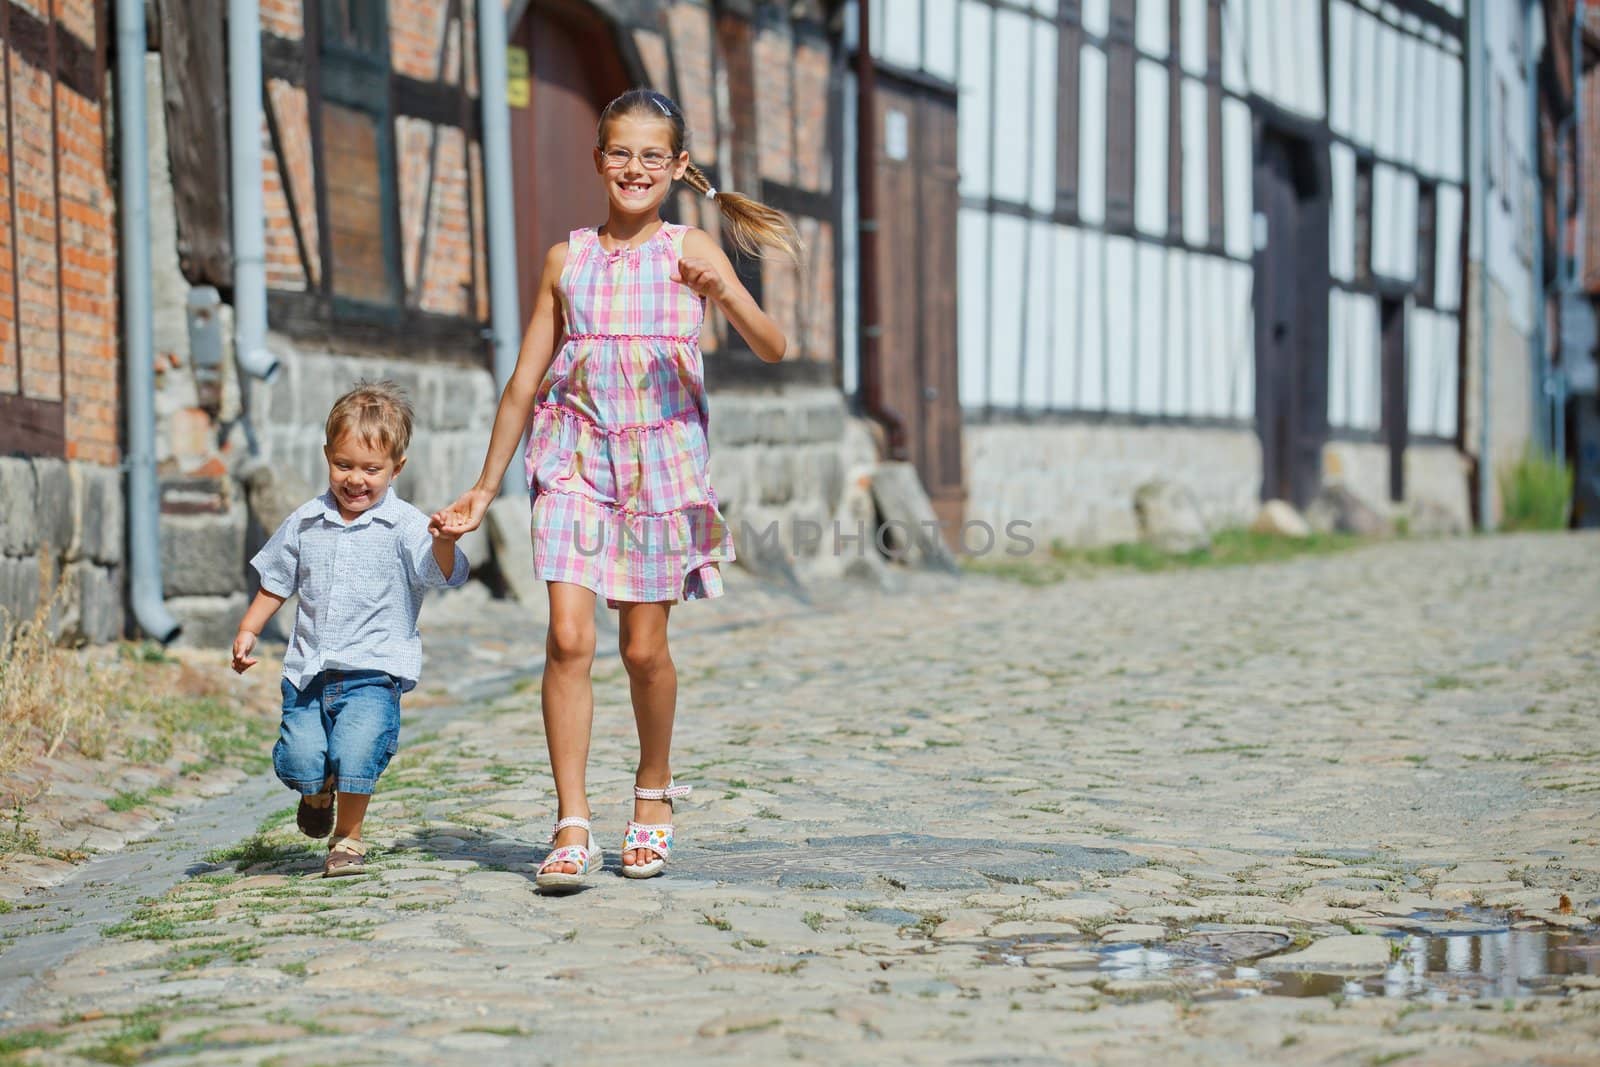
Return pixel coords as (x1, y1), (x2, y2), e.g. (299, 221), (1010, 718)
(0, 533), (1598, 1064)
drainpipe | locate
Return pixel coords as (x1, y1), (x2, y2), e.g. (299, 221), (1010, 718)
(854, 0), (908, 461)
(1530, 0), (1549, 456)
(116, 0), (180, 642)
(1471, 0), (1494, 529)
(1561, 0), (1585, 463)
(229, 0), (280, 386)
(479, 1), (523, 497)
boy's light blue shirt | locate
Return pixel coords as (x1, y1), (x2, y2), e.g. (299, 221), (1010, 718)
(249, 488), (468, 692)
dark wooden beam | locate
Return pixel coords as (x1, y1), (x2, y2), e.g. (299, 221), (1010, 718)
(267, 291), (490, 362)
(0, 395), (66, 457)
(261, 28), (307, 83)
(156, 0), (233, 289)
(393, 73), (481, 137)
(1, 0), (97, 100)
(758, 179), (832, 222)
(261, 30), (481, 136)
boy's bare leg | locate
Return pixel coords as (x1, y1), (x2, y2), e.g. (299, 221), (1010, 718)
(617, 601), (675, 868)
(544, 581), (599, 874)
(332, 793), (369, 839)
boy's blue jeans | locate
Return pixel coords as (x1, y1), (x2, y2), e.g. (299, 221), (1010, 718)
(274, 670), (401, 796)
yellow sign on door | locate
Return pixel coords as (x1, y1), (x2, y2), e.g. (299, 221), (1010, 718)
(506, 46), (530, 109)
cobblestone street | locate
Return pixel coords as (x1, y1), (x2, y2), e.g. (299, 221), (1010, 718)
(2, 533), (1598, 1065)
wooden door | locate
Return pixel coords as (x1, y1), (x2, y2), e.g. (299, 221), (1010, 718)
(1380, 297), (1408, 501)
(508, 2), (630, 330)
(1252, 129), (1330, 509)
(874, 74), (965, 537)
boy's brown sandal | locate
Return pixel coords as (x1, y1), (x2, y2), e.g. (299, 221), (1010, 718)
(323, 836), (368, 878)
(297, 777), (336, 839)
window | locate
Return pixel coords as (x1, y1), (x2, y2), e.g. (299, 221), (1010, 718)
(1206, 0), (1223, 247)
(1056, 15), (1082, 218)
(1416, 181), (1437, 304)
(319, 0), (399, 309)
(1104, 0), (1136, 232)
(1354, 157), (1374, 283)
(1498, 76), (1512, 212)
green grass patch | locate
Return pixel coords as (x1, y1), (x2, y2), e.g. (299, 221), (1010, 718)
(968, 528), (1367, 584)
(106, 786), (173, 813)
(204, 833), (315, 871)
(0, 1028), (67, 1055)
(1498, 449), (1572, 532)
(80, 1009), (162, 1065)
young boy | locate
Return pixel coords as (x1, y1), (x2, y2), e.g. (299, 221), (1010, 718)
(232, 380), (468, 877)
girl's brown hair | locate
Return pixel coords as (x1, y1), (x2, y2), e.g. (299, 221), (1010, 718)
(597, 88), (802, 262)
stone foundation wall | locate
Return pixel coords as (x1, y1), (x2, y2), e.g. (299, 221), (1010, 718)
(258, 342), (498, 527)
(0, 458), (124, 644)
(1462, 264), (1538, 524)
(963, 421), (1264, 550)
(1320, 441), (1472, 534)
(707, 386), (876, 576)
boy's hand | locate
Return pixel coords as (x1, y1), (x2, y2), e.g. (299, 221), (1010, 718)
(428, 518), (461, 543)
(673, 257), (726, 302)
(232, 630), (259, 674)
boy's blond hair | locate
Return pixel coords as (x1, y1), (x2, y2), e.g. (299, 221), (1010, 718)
(325, 380), (414, 460)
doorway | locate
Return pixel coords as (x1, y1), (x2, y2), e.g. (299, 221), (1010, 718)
(1380, 296), (1407, 501)
(507, 1), (633, 330)
(1252, 128), (1331, 508)
(871, 72), (965, 535)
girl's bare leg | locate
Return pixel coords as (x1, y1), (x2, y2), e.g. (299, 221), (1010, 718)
(616, 601), (675, 867)
(543, 581), (598, 874)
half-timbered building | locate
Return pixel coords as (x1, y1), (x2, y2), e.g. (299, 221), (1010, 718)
(853, 0), (1480, 546)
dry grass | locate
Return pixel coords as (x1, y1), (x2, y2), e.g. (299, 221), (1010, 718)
(0, 557), (112, 777)
(0, 558), (279, 861)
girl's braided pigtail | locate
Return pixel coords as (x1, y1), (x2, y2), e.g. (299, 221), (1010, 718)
(682, 163), (803, 264)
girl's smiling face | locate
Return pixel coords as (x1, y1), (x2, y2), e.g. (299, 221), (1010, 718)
(595, 114), (688, 217)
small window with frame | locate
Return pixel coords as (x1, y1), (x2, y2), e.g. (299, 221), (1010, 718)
(1354, 156), (1374, 284)
(318, 0), (400, 311)
(1416, 180), (1437, 305)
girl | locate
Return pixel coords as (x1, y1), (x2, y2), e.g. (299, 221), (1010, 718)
(434, 89), (797, 892)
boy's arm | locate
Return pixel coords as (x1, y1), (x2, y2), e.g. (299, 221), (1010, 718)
(431, 529), (461, 582)
(416, 521), (470, 590)
(237, 508), (301, 673)
(232, 589), (286, 673)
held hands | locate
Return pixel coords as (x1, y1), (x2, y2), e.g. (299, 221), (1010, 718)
(430, 487), (493, 541)
(232, 630), (258, 674)
(672, 257), (726, 303)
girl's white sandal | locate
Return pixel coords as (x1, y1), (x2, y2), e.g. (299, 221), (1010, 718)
(621, 781), (691, 879)
(535, 815), (601, 893)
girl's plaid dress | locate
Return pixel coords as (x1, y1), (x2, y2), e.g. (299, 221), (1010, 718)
(524, 223), (735, 605)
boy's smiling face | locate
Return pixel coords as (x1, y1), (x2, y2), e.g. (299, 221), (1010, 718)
(324, 432), (406, 521)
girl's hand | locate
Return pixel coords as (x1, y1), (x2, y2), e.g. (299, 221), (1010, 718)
(431, 487), (493, 538)
(673, 257), (726, 303)
(232, 630), (258, 674)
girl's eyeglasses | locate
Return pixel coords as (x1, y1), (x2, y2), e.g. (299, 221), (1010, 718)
(602, 147), (675, 171)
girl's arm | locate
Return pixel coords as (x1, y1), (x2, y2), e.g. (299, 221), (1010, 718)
(433, 242), (568, 534)
(677, 229), (787, 363)
(232, 589), (286, 673)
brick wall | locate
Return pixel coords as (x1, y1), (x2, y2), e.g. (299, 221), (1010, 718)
(0, 8), (124, 643)
(257, 0), (485, 320)
(0, 12), (119, 464)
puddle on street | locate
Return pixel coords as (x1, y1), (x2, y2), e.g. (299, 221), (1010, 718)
(976, 915), (1600, 1003)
